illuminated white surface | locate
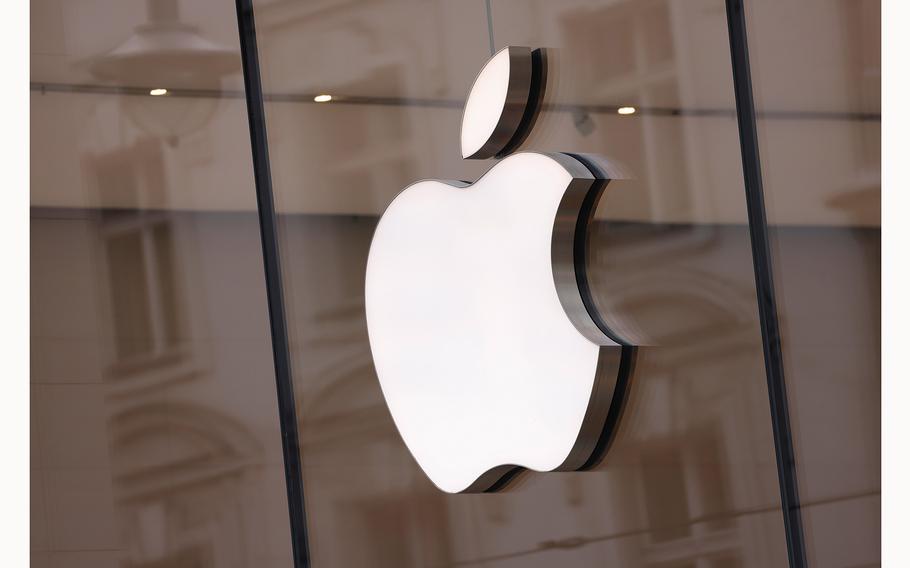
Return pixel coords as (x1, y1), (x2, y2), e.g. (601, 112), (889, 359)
(460, 48), (512, 159)
(366, 153), (601, 493)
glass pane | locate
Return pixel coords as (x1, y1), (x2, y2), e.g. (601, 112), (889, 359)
(30, 0), (294, 565)
(744, 1), (881, 566)
(105, 230), (154, 360)
(253, 0), (791, 566)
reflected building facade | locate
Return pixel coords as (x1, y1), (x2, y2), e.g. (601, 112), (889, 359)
(31, 0), (879, 567)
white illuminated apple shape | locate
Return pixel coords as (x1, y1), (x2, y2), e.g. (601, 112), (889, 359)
(365, 47), (633, 493)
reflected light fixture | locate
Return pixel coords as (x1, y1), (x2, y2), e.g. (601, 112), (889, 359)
(88, 0), (240, 143)
(313, 94), (333, 103)
(617, 106), (636, 115)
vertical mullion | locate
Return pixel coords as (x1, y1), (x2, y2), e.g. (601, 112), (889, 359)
(235, 0), (311, 566)
(724, 1), (808, 567)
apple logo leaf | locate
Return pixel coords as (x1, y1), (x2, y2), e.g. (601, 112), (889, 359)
(460, 46), (543, 160)
(365, 46), (637, 494)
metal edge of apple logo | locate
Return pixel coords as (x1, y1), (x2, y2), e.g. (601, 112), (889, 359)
(460, 46), (538, 160)
(550, 152), (638, 473)
(457, 47), (638, 490)
(470, 152), (638, 493)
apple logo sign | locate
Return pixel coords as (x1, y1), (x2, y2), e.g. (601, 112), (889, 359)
(366, 46), (637, 493)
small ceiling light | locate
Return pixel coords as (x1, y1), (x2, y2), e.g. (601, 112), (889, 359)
(617, 106), (636, 115)
(314, 94), (333, 103)
(88, 0), (240, 144)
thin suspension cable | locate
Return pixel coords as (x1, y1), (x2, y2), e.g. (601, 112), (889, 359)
(484, 0), (495, 55)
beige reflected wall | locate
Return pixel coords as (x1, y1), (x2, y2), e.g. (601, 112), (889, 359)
(746, 1), (881, 566)
(31, 0), (294, 567)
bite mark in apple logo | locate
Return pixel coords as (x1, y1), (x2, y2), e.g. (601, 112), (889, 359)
(365, 46), (637, 493)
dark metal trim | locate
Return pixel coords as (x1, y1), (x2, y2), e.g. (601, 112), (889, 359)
(578, 346), (636, 471)
(724, 1), (807, 567)
(497, 48), (550, 158)
(235, 0), (311, 566)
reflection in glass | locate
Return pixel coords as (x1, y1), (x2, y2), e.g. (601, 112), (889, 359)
(745, 1), (881, 564)
(250, 0), (791, 565)
(31, 0), (881, 566)
(31, 0), (294, 566)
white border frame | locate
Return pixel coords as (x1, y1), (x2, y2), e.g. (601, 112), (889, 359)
(882, 0), (908, 565)
(1, 0), (30, 563)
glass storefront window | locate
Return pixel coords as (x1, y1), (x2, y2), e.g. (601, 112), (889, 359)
(30, 1), (881, 567)
(31, 1), (294, 565)
(744, 1), (881, 565)
(250, 0), (792, 565)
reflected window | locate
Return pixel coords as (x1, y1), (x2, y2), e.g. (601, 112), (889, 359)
(103, 217), (181, 366)
(641, 444), (691, 543)
(639, 426), (738, 565)
(88, 140), (186, 374)
(692, 427), (735, 532)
